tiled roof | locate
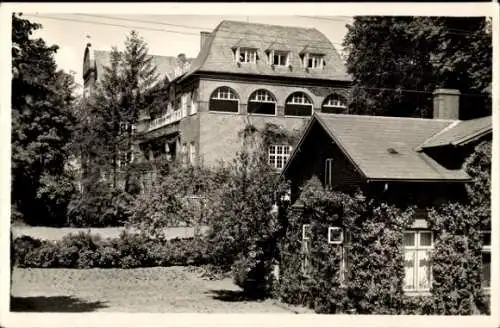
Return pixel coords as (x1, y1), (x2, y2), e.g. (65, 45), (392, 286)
(419, 115), (492, 149)
(93, 50), (193, 82)
(290, 113), (472, 181)
(180, 20), (350, 82)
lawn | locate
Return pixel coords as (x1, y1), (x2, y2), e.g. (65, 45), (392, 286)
(10, 267), (312, 313)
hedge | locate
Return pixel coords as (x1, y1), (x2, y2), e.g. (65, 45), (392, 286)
(12, 231), (212, 269)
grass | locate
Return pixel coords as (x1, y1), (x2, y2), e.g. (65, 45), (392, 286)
(10, 267), (312, 313)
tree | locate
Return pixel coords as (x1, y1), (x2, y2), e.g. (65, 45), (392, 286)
(11, 13), (77, 226)
(343, 17), (492, 119)
(83, 30), (159, 192)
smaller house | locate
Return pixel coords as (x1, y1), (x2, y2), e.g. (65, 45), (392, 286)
(281, 88), (492, 293)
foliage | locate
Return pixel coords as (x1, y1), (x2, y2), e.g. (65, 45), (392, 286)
(343, 17), (491, 119)
(205, 127), (289, 296)
(12, 232), (212, 269)
(427, 202), (488, 315)
(464, 140), (491, 228)
(277, 178), (415, 314)
(11, 13), (78, 225)
(67, 183), (135, 227)
(128, 163), (230, 240)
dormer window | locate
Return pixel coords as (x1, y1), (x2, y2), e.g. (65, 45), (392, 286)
(301, 53), (324, 69)
(270, 51), (289, 66)
(238, 48), (257, 63)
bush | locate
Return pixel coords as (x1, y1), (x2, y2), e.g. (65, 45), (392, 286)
(12, 232), (212, 269)
(67, 185), (135, 227)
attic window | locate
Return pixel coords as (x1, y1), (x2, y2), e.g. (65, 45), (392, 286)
(238, 48), (257, 63)
(303, 53), (324, 69)
(269, 50), (289, 66)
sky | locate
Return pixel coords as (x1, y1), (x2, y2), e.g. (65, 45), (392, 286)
(20, 13), (353, 91)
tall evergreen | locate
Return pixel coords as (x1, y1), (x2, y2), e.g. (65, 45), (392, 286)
(11, 13), (77, 226)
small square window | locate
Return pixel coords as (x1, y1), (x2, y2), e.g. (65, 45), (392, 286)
(328, 227), (343, 244)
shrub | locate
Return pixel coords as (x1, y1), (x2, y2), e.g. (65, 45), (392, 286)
(12, 231), (212, 269)
(67, 184), (135, 227)
(276, 178), (415, 314)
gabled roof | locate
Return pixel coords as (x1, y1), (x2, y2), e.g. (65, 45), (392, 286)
(179, 20), (350, 82)
(283, 113), (474, 182)
(419, 115), (492, 149)
(92, 50), (193, 82)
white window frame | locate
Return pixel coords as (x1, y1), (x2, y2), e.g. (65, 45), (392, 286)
(481, 230), (491, 290)
(403, 230), (434, 293)
(323, 94), (347, 111)
(305, 53), (324, 69)
(325, 158), (333, 188)
(328, 227), (343, 244)
(301, 224), (312, 276)
(181, 143), (188, 164)
(284, 92), (314, 117)
(210, 87), (240, 114)
(269, 50), (289, 66)
(268, 145), (292, 170)
(238, 48), (257, 64)
(302, 224), (311, 240)
(248, 89), (277, 116)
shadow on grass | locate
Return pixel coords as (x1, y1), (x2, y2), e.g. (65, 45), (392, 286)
(10, 295), (108, 312)
(207, 289), (266, 302)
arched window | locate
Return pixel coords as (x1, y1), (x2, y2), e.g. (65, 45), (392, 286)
(209, 87), (239, 113)
(248, 89), (276, 115)
(285, 92), (313, 116)
(322, 94), (347, 113)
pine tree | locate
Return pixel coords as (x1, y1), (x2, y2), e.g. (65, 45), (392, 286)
(11, 13), (77, 225)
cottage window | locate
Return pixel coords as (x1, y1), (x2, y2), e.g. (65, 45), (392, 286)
(305, 54), (324, 69)
(302, 224), (312, 276)
(238, 48), (257, 63)
(325, 158), (333, 188)
(248, 89), (276, 115)
(270, 51), (289, 66)
(268, 145), (292, 170)
(285, 92), (313, 116)
(322, 94), (347, 113)
(481, 231), (491, 289)
(404, 231), (433, 292)
(209, 87), (239, 113)
(189, 142), (196, 165)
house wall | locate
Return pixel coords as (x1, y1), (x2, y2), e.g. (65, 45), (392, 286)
(198, 112), (309, 166)
(197, 77), (350, 114)
(286, 120), (365, 199)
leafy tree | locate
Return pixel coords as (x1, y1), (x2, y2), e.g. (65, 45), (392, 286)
(464, 140), (491, 228)
(343, 17), (492, 119)
(11, 13), (77, 226)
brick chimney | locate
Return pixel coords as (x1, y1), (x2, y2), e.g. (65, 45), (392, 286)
(433, 88), (460, 120)
(200, 31), (211, 50)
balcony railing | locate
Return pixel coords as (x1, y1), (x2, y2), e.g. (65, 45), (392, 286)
(148, 110), (183, 132)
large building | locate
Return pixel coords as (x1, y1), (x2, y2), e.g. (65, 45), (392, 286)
(81, 20), (353, 172)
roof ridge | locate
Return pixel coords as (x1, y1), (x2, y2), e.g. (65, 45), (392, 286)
(316, 112), (456, 123)
(219, 19), (318, 31)
(93, 49), (194, 60)
(416, 120), (460, 151)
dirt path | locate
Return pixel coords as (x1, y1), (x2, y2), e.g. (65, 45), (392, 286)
(10, 267), (311, 313)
